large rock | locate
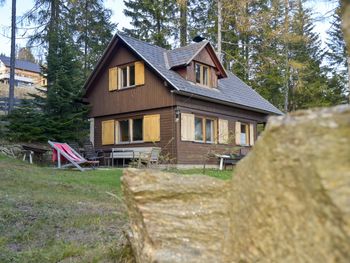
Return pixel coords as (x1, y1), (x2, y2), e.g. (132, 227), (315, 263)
(122, 169), (231, 262)
(229, 105), (350, 262)
(122, 105), (350, 263)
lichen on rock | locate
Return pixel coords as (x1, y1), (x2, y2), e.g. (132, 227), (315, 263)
(122, 105), (350, 263)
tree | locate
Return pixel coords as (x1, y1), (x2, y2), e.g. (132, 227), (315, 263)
(5, 0), (91, 142)
(68, 0), (114, 78)
(123, 0), (177, 48)
(17, 47), (36, 62)
(327, 5), (349, 102)
(177, 0), (187, 46)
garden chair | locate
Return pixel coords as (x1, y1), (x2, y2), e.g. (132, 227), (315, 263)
(82, 140), (104, 165)
(48, 141), (99, 172)
(138, 147), (161, 168)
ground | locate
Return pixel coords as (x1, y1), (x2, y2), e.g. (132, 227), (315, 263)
(0, 155), (232, 262)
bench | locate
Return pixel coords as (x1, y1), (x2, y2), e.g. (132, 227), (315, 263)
(105, 147), (161, 167)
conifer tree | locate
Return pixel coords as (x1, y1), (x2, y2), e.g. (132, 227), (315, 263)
(123, 0), (177, 48)
(68, 0), (114, 78)
(327, 5), (349, 102)
(5, 0), (95, 142)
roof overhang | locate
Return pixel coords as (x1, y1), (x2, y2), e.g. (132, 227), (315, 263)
(172, 90), (283, 116)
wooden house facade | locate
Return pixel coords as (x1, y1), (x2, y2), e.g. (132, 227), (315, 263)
(83, 34), (282, 166)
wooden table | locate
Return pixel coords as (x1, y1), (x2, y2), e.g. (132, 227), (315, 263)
(22, 144), (49, 164)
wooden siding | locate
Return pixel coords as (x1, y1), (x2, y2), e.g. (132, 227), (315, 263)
(175, 95), (264, 165)
(94, 107), (177, 163)
(86, 44), (175, 117)
(193, 46), (216, 67)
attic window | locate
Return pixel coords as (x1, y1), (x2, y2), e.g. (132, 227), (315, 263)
(195, 62), (210, 87)
(119, 63), (136, 88)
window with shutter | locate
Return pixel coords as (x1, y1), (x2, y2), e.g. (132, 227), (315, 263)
(102, 120), (115, 145)
(143, 114), (160, 142)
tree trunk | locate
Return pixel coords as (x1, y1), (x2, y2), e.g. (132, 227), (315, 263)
(84, 0), (88, 78)
(217, 0), (222, 63)
(348, 56), (350, 103)
(179, 0), (187, 47)
(8, 0), (16, 113)
(283, 0), (290, 112)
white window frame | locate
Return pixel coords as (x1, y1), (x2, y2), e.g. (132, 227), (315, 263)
(194, 116), (204, 142)
(118, 63), (136, 89)
(194, 62), (210, 87)
(240, 122), (250, 146)
(117, 118), (143, 144)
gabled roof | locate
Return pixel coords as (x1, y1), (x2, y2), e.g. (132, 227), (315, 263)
(166, 41), (208, 68)
(0, 55), (41, 73)
(84, 33), (283, 115)
(166, 40), (227, 78)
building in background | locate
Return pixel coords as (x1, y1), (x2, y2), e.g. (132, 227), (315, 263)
(0, 55), (46, 87)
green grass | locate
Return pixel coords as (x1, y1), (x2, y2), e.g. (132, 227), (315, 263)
(0, 155), (133, 263)
(166, 167), (233, 180)
(0, 154), (232, 262)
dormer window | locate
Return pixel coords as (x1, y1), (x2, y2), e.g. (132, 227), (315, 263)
(119, 63), (135, 88)
(195, 62), (210, 87)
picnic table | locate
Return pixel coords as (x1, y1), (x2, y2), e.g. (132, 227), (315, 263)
(215, 154), (231, 171)
(22, 144), (50, 164)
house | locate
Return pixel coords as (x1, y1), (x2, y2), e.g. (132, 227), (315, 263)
(83, 33), (282, 166)
(0, 55), (46, 87)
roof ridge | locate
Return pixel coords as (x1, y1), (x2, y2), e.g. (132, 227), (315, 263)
(117, 32), (168, 51)
(0, 55), (39, 65)
(167, 40), (208, 53)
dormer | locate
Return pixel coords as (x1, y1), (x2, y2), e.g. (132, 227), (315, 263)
(166, 41), (227, 88)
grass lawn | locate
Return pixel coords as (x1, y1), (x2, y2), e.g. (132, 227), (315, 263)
(166, 167), (233, 180)
(0, 154), (232, 262)
(0, 155), (132, 263)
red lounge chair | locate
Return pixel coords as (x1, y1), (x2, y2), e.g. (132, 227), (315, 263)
(48, 140), (99, 172)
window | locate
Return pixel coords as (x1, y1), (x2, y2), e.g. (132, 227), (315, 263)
(132, 118), (143, 141)
(129, 64), (135, 86)
(194, 116), (215, 143)
(195, 117), (203, 141)
(195, 64), (201, 83)
(118, 118), (144, 143)
(205, 119), (214, 142)
(119, 120), (130, 142)
(195, 62), (210, 87)
(119, 63), (136, 88)
(240, 123), (249, 146)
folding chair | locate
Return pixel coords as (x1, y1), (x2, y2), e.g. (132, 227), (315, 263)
(48, 141), (99, 172)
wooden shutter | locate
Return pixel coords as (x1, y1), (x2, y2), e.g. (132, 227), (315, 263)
(218, 119), (229, 144)
(135, 61), (145, 85)
(249, 123), (255, 146)
(143, 114), (160, 142)
(109, 67), (118, 91)
(115, 121), (120, 144)
(102, 120), (115, 145)
(181, 113), (195, 141)
(235, 121), (241, 145)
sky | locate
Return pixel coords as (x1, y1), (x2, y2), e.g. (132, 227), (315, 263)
(0, 0), (338, 57)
